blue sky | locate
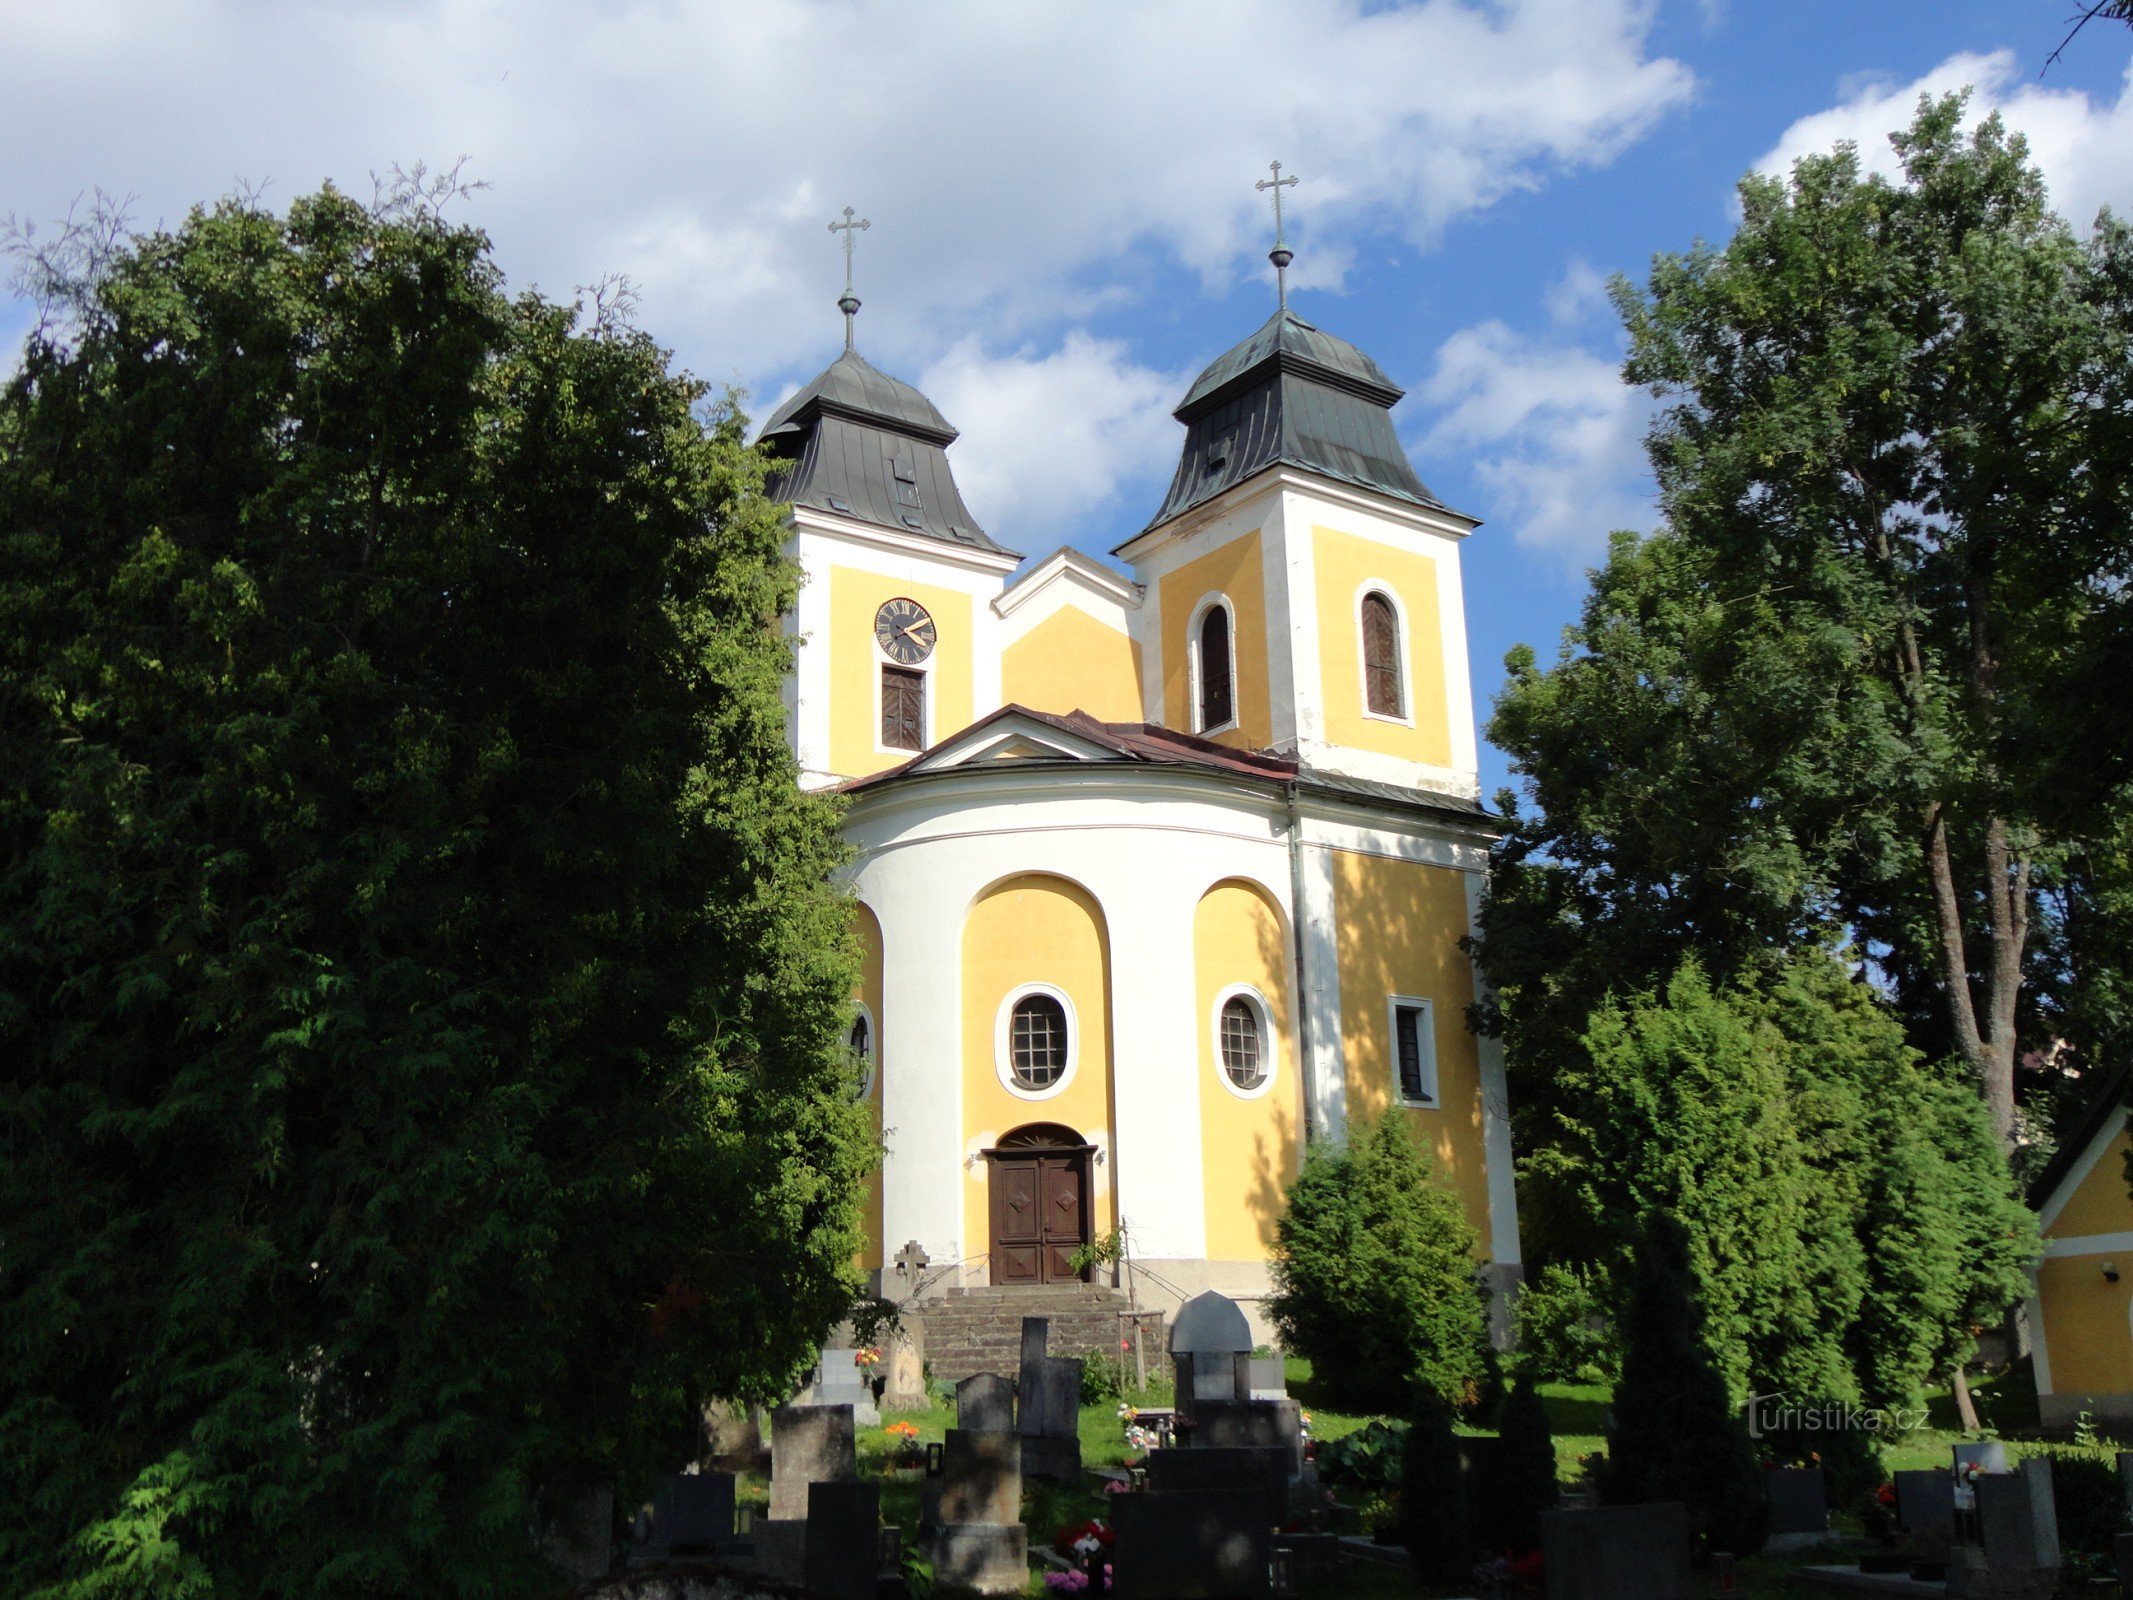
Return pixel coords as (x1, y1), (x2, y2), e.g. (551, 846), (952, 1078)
(5, 0), (2130, 797)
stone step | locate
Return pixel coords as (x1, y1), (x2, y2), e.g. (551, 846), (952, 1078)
(918, 1287), (1167, 1384)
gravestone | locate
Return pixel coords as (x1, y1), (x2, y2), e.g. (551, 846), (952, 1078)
(1976, 1458), (2060, 1573)
(1169, 1290), (1254, 1427)
(940, 1430), (1022, 1525)
(768, 1403), (856, 1521)
(1192, 1397), (1305, 1474)
(931, 1523), (1030, 1595)
(633, 1472), (736, 1561)
(1020, 1315), (1050, 1375)
(1540, 1502), (1692, 1600)
(751, 1520), (806, 1585)
(882, 1316), (928, 1413)
(1764, 1467), (1829, 1551)
(804, 1480), (880, 1600)
(1113, 1488), (1273, 1600)
(957, 1372), (1016, 1434)
(814, 1348), (879, 1426)
(1247, 1354), (1286, 1401)
(1145, 1445), (1288, 1521)
(1017, 1354), (1083, 1480)
(1895, 1469), (1956, 1535)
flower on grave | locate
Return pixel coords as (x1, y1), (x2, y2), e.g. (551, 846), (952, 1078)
(1115, 1402), (1137, 1420)
(1052, 1518), (1114, 1556)
(1102, 1478), (1131, 1496)
(884, 1421), (920, 1441)
(852, 1345), (883, 1368)
(1042, 1572), (1088, 1594)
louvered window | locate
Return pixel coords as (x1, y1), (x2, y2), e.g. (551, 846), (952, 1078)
(882, 666), (925, 751)
(1363, 592), (1403, 718)
(1197, 604), (1233, 731)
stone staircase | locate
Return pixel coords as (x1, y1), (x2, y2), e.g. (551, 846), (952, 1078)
(920, 1284), (1166, 1384)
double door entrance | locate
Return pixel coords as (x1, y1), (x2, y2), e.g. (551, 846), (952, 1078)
(986, 1125), (1092, 1286)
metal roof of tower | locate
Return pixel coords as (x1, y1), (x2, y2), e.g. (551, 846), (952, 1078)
(759, 349), (1012, 556)
(1140, 308), (1451, 534)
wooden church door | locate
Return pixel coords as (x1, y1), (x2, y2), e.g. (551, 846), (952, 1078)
(987, 1128), (1090, 1285)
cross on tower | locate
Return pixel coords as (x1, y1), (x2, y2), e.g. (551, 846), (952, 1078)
(829, 205), (870, 352)
(1255, 161), (1300, 311)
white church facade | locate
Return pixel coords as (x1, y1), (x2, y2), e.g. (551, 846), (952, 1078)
(762, 243), (1522, 1325)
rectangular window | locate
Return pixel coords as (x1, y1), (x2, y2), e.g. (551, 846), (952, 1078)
(881, 665), (925, 751)
(1391, 997), (1437, 1106)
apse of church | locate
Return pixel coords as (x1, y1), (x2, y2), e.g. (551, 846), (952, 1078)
(760, 175), (1520, 1329)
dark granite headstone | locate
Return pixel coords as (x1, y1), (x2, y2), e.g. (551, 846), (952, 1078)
(636, 1472), (736, 1559)
(957, 1372), (1016, 1433)
(1764, 1467), (1828, 1539)
(1144, 1444), (1288, 1520)
(751, 1519), (805, 1585)
(804, 1480), (880, 1600)
(1192, 1397), (1304, 1473)
(1113, 1488), (1272, 1600)
(1017, 1355), (1083, 1481)
(1540, 1502), (1692, 1600)
(1977, 1458), (2060, 1572)
(768, 1403), (855, 1521)
(1894, 1468), (1955, 1537)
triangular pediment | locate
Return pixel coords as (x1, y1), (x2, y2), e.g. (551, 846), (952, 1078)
(906, 708), (1134, 773)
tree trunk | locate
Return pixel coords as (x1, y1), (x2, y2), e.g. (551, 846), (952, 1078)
(1950, 1362), (1981, 1434)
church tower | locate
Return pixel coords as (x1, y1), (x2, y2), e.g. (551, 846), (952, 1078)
(759, 209), (1020, 789)
(1116, 170), (1481, 801)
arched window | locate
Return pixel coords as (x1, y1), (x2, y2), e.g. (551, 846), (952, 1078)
(848, 1007), (876, 1098)
(1008, 993), (1070, 1090)
(1218, 995), (1266, 1091)
(1197, 602), (1234, 731)
(1361, 591), (1404, 718)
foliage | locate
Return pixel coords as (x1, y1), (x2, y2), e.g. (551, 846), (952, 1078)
(1478, 1372), (1558, 1558)
(1545, 949), (2034, 1425)
(1478, 95), (2133, 1165)
(1269, 1114), (1489, 1414)
(1398, 1392), (1469, 1581)
(0, 183), (874, 1597)
(2007, 1444), (2120, 1557)
(1067, 1228), (1125, 1280)
(1513, 1262), (1616, 1384)
(1602, 1218), (1769, 1558)
(1312, 1419), (1407, 1493)
(1079, 1354), (1123, 1408)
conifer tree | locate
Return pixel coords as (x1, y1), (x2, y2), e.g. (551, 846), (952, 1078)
(1399, 1389), (1470, 1581)
(1492, 1370), (1559, 1557)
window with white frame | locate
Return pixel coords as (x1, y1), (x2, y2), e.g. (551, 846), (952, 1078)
(1360, 589), (1405, 719)
(1217, 993), (1266, 1091)
(1193, 600), (1235, 732)
(997, 986), (1076, 1095)
(1389, 996), (1437, 1106)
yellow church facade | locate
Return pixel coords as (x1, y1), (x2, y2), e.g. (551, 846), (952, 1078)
(2028, 1077), (2133, 1424)
(762, 301), (1520, 1331)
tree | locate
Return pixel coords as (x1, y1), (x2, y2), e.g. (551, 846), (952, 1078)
(1487, 1371), (1559, 1558)
(1602, 1217), (1768, 1558)
(1268, 1113), (1488, 1414)
(1482, 96), (2133, 1153)
(1543, 949), (2034, 1428)
(1399, 1390), (1470, 1581)
(0, 182), (875, 1597)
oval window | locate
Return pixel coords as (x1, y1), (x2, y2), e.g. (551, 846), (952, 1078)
(1219, 995), (1266, 1091)
(1009, 993), (1070, 1090)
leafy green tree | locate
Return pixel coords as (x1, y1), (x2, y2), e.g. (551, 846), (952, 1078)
(1481, 96), (2133, 1154)
(1602, 1217), (1768, 1558)
(1512, 1262), (1616, 1384)
(0, 182), (874, 1597)
(1269, 1113), (1488, 1414)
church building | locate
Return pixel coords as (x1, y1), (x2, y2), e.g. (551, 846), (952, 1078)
(760, 209), (1521, 1333)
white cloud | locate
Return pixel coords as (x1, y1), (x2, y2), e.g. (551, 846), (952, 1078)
(1757, 49), (2133, 228)
(915, 333), (1184, 552)
(0, 0), (1694, 514)
(1418, 317), (1654, 566)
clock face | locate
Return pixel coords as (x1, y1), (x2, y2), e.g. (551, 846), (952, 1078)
(874, 597), (936, 664)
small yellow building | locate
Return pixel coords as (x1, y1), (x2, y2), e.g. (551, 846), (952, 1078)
(759, 292), (1521, 1336)
(2029, 1075), (2133, 1424)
